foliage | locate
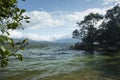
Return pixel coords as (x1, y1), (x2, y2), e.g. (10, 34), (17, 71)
(97, 4), (120, 47)
(72, 29), (79, 39)
(73, 4), (120, 51)
(73, 13), (103, 50)
(0, 0), (29, 67)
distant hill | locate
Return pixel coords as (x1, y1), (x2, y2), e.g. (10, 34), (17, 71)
(13, 38), (80, 43)
(13, 38), (49, 44)
(54, 38), (80, 43)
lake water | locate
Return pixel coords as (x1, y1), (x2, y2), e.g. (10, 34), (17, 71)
(0, 43), (120, 80)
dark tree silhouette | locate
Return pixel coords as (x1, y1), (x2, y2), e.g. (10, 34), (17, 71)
(98, 4), (120, 49)
(73, 13), (103, 51)
(73, 29), (79, 38)
(72, 4), (120, 51)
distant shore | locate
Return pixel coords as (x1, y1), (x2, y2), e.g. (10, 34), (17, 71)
(70, 43), (120, 52)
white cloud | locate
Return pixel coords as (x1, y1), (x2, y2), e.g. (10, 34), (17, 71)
(25, 33), (53, 41)
(9, 30), (23, 38)
(24, 11), (65, 30)
(23, 8), (106, 30)
(9, 31), (70, 41)
(103, 0), (120, 4)
(85, 0), (120, 5)
(9, 7), (106, 41)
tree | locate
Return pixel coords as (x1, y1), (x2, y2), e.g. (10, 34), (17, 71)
(73, 13), (103, 51)
(72, 29), (79, 39)
(73, 4), (120, 51)
(0, 0), (29, 67)
(98, 4), (120, 48)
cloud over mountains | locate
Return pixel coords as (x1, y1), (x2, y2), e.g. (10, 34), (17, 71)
(9, 8), (106, 41)
(9, 0), (118, 41)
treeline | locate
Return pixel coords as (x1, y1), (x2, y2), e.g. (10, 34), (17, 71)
(72, 4), (120, 51)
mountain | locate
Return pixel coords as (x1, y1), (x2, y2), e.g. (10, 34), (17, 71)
(13, 38), (80, 43)
(54, 38), (79, 43)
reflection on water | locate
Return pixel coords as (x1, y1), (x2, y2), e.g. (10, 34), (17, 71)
(0, 43), (120, 80)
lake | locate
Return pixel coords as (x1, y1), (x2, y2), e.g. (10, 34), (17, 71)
(0, 43), (120, 80)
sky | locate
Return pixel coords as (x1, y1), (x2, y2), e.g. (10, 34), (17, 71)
(9, 0), (120, 41)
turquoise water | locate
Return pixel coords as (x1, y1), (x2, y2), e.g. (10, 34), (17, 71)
(0, 43), (120, 80)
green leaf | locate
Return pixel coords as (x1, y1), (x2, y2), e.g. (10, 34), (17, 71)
(24, 16), (30, 19)
(1, 59), (8, 67)
(8, 39), (14, 47)
(15, 42), (21, 45)
(12, 22), (19, 29)
(6, 32), (10, 35)
(7, 23), (19, 29)
(21, 9), (26, 12)
(20, 9), (26, 15)
(11, 0), (17, 3)
(15, 8), (20, 12)
(20, 47), (24, 50)
(0, 0), (29, 67)
(26, 21), (30, 23)
(16, 54), (23, 61)
(0, 35), (8, 44)
(0, 46), (6, 52)
(7, 24), (12, 29)
(4, 50), (11, 56)
(22, 38), (28, 44)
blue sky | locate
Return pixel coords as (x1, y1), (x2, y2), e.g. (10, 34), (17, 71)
(9, 0), (120, 41)
(18, 0), (104, 11)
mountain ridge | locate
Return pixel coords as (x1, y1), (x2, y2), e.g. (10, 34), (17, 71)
(14, 38), (79, 43)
